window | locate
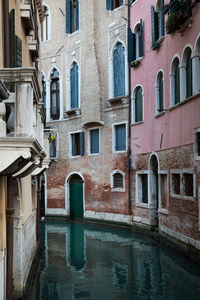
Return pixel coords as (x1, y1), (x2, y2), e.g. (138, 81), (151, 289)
(113, 123), (126, 152)
(137, 173), (148, 204)
(106, 0), (124, 10)
(66, 0), (79, 34)
(50, 68), (60, 120)
(111, 170), (125, 191)
(128, 20), (144, 64)
(160, 173), (168, 209)
(171, 171), (195, 198)
(42, 74), (46, 113)
(50, 133), (57, 159)
(132, 86), (143, 123)
(186, 49), (193, 98)
(194, 129), (200, 158)
(89, 129), (99, 155)
(113, 43), (125, 98)
(171, 57), (180, 105)
(151, 0), (165, 49)
(42, 5), (50, 41)
(172, 173), (180, 195)
(183, 173), (193, 197)
(70, 62), (79, 109)
(156, 71), (164, 113)
(193, 36), (200, 94)
(70, 131), (84, 156)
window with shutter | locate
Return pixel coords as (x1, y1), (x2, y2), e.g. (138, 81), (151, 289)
(50, 69), (60, 120)
(137, 173), (148, 204)
(106, 0), (124, 10)
(157, 71), (164, 113)
(151, 0), (165, 50)
(90, 129), (99, 154)
(71, 132), (84, 156)
(115, 124), (126, 151)
(174, 60), (180, 104)
(10, 9), (22, 68)
(113, 43), (125, 98)
(135, 87), (143, 123)
(42, 74), (46, 112)
(70, 62), (79, 109)
(66, 0), (79, 34)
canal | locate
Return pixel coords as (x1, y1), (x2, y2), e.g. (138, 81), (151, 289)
(29, 220), (200, 300)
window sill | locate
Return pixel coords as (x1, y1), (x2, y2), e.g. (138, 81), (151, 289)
(88, 153), (100, 157)
(155, 111), (166, 118)
(106, 96), (128, 108)
(131, 121), (144, 126)
(171, 193), (195, 201)
(109, 5), (124, 13)
(111, 188), (125, 192)
(67, 30), (80, 37)
(113, 150), (127, 154)
(158, 208), (169, 215)
(65, 108), (81, 118)
(70, 155), (82, 159)
(152, 36), (164, 50)
(170, 92), (200, 111)
(130, 56), (143, 68)
(136, 203), (149, 208)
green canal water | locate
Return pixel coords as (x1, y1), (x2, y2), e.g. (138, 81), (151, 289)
(29, 220), (200, 300)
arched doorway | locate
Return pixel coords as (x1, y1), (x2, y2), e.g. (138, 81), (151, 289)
(69, 174), (84, 220)
(149, 154), (159, 226)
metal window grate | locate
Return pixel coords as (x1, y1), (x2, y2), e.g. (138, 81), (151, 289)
(183, 173), (193, 197)
(113, 173), (123, 188)
(172, 173), (180, 195)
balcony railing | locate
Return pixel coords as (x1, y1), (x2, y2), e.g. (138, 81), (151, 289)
(20, 0), (34, 30)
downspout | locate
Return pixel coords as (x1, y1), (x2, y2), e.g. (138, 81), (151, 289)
(128, 1), (132, 217)
(6, 177), (15, 300)
(2, 0), (10, 67)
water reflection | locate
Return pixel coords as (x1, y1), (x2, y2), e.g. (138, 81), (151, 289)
(30, 221), (200, 300)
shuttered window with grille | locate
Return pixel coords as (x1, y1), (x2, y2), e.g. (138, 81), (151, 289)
(66, 0), (79, 34)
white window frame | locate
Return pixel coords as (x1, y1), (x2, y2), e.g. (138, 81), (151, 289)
(112, 121), (128, 153)
(180, 44), (193, 101)
(136, 170), (149, 208)
(69, 130), (82, 158)
(88, 127), (100, 156)
(131, 85), (144, 124)
(193, 34), (200, 95)
(158, 170), (169, 214)
(49, 129), (59, 160)
(155, 70), (165, 115)
(42, 3), (51, 42)
(110, 170), (125, 192)
(171, 168), (195, 200)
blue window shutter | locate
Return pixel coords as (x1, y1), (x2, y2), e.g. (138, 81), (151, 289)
(175, 62), (180, 104)
(80, 132), (84, 156)
(128, 28), (134, 62)
(72, 134), (75, 156)
(139, 19), (144, 57)
(151, 6), (158, 47)
(114, 43), (125, 97)
(158, 73), (164, 111)
(106, 0), (113, 10)
(186, 51), (193, 98)
(66, 0), (71, 33)
(91, 129), (99, 154)
(160, 0), (165, 37)
(75, 0), (79, 31)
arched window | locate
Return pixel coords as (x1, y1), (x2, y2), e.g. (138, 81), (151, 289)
(186, 49), (193, 98)
(42, 74), (46, 113)
(42, 5), (50, 41)
(50, 68), (60, 120)
(170, 57), (180, 105)
(133, 86), (143, 123)
(156, 71), (164, 113)
(70, 62), (79, 109)
(113, 43), (125, 98)
(193, 36), (200, 94)
(134, 21), (144, 60)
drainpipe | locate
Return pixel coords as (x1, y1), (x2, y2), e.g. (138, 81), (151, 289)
(2, 0), (10, 67)
(128, 1), (132, 217)
(6, 176), (14, 300)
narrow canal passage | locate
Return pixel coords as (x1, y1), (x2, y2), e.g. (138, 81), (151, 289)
(29, 220), (200, 300)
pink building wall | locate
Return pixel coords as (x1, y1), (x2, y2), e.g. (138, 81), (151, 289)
(130, 0), (200, 155)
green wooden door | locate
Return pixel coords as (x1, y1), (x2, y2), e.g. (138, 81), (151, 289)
(70, 183), (83, 219)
